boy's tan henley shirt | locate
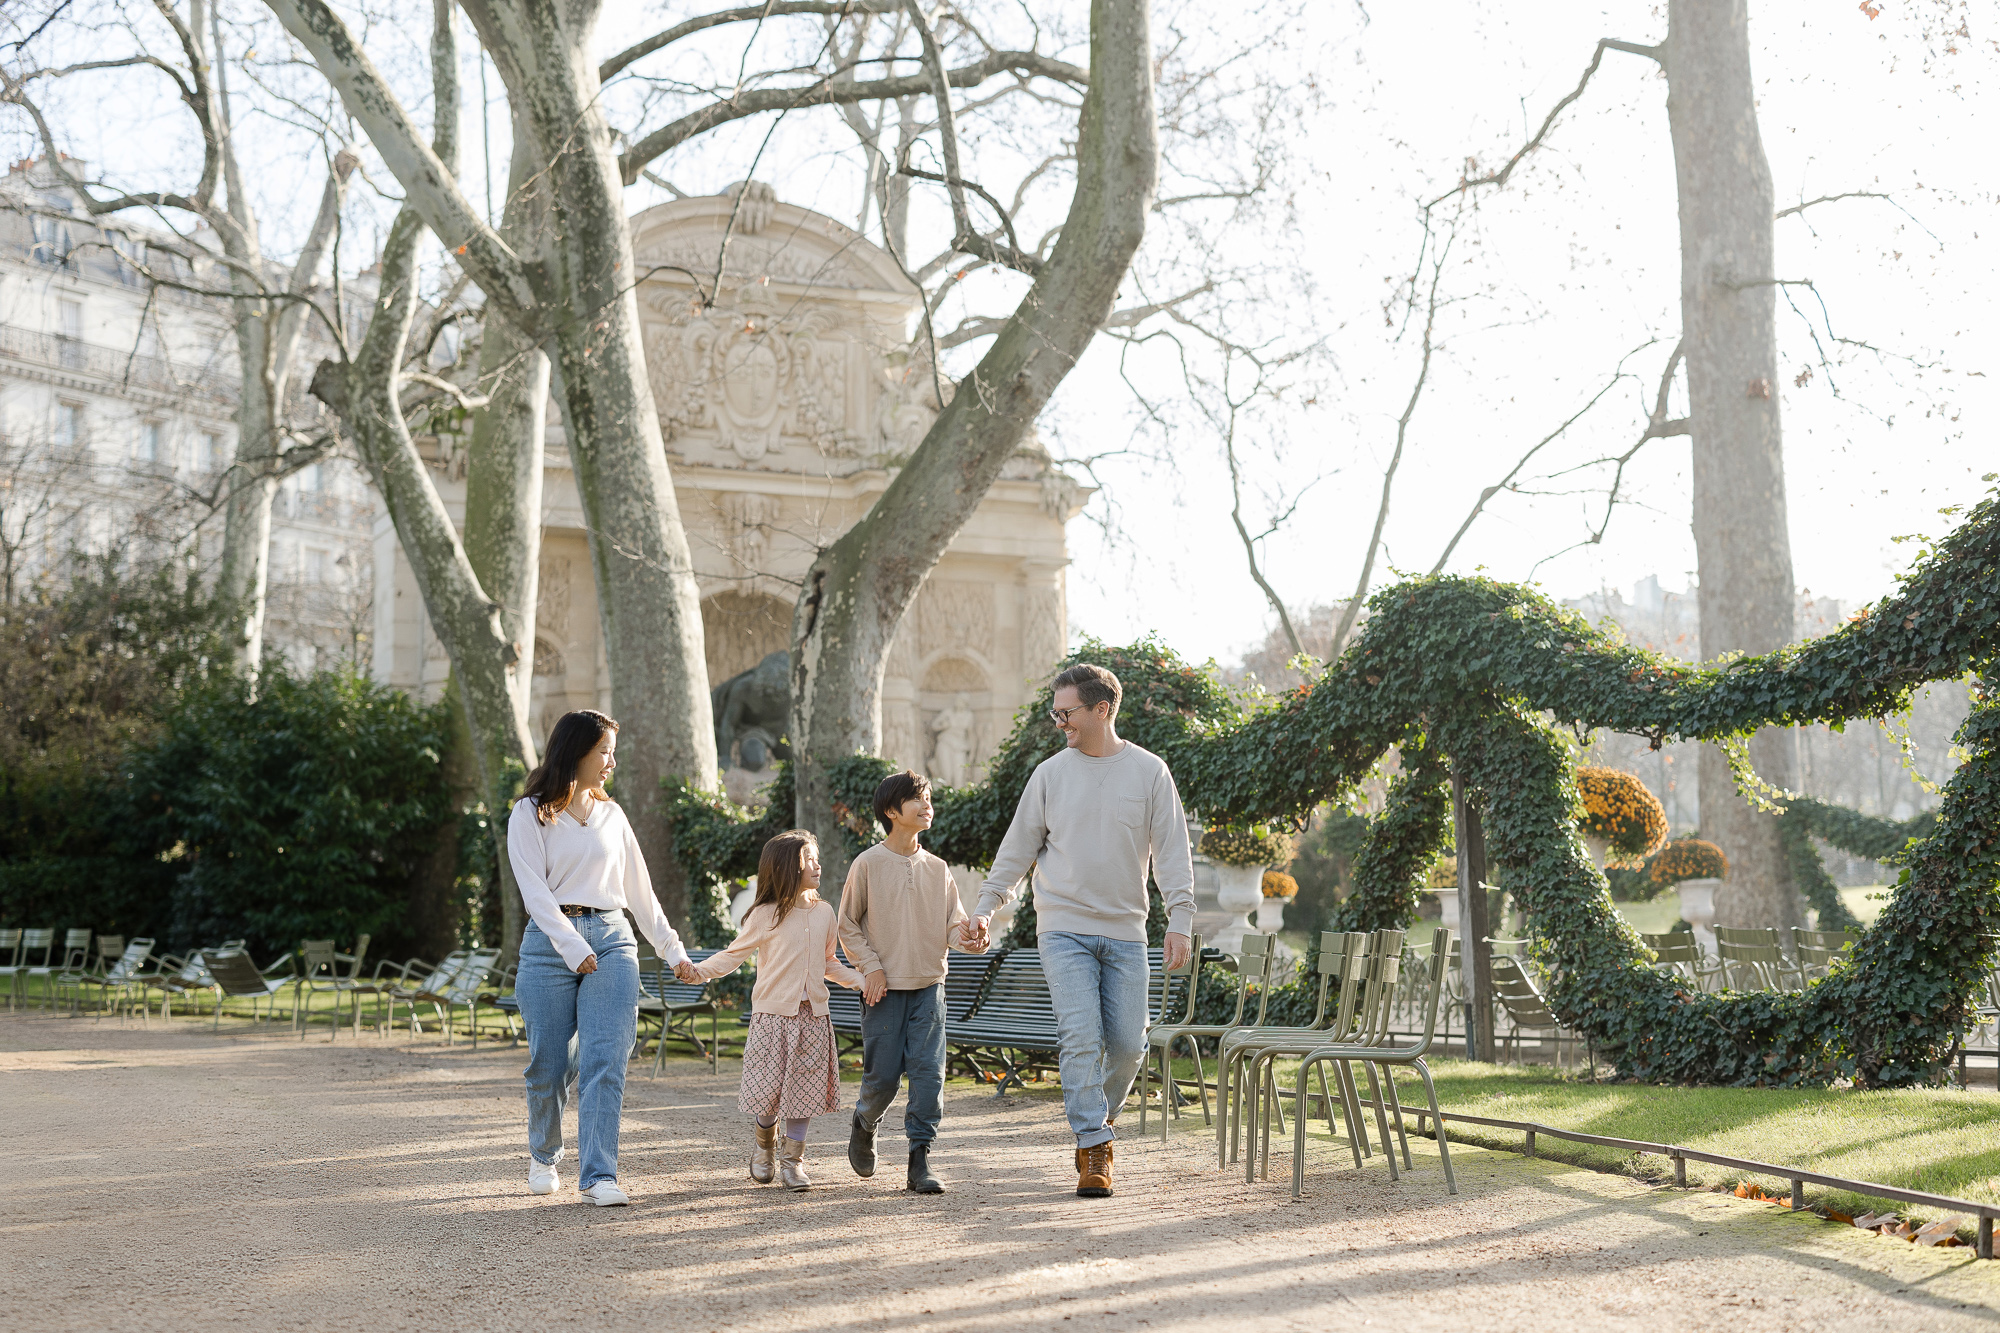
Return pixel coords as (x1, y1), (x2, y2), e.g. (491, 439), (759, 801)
(836, 841), (978, 989)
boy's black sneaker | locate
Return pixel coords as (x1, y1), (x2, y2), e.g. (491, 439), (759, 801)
(907, 1144), (944, 1194)
(847, 1112), (877, 1178)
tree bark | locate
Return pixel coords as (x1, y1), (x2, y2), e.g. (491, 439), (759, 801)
(460, 128), (550, 961)
(310, 208), (541, 967)
(267, 0), (720, 924)
(459, 0), (713, 920)
(307, 3), (541, 965)
(789, 0), (1158, 890)
(1665, 0), (1803, 931)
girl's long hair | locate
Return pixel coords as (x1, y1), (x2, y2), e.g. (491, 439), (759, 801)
(522, 710), (619, 825)
(754, 829), (818, 926)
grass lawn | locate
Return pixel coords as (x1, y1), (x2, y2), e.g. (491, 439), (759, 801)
(1612, 884), (1889, 934)
(1240, 1057), (2000, 1231)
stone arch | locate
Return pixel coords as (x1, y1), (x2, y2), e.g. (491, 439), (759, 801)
(701, 590), (793, 684)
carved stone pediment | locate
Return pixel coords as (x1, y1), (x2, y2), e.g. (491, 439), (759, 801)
(646, 301), (857, 464)
(633, 190), (938, 474)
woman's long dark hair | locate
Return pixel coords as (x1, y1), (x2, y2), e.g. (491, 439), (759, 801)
(522, 710), (618, 825)
(754, 829), (818, 926)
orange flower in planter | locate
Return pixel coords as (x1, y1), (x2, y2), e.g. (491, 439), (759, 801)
(1648, 838), (1729, 885)
(1575, 766), (1669, 866)
(1261, 870), (1298, 899)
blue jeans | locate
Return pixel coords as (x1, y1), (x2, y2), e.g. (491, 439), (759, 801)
(516, 914), (639, 1189)
(854, 983), (947, 1146)
(1041, 932), (1149, 1149)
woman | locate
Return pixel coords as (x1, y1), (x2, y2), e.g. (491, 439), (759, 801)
(509, 709), (690, 1206)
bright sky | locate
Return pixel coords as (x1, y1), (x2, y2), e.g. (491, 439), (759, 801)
(12, 0), (1995, 670)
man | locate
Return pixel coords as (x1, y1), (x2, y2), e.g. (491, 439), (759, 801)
(969, 663), (1196, 1198)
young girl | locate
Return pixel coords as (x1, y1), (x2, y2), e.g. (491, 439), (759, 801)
(682, 829), (865, 1191)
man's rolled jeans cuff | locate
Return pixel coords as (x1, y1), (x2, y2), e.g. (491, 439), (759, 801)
(1076, 1127), (1116, 1150)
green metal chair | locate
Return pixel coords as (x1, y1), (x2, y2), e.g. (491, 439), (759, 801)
(296, 935), (373, 1039)
(1640, 930), (1723, 991)
(32, 929), (93, 1012)
(1292, 927), (1458, 1198)
(1491, 954), (1594, 1071)
(1791, 928), (1852, 982)
(86, 939), (157, 1022)
(0, 929), (22, 1011)
(1716, 925), (1804, 992)
(1218, 931), (1374, 1174)
(203, 949), (296, 1028)
(1137, 932), (1269, 1139)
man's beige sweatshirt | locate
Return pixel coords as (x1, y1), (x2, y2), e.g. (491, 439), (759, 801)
(974, 741), (1197, 943)
(836, 841), (979, 989)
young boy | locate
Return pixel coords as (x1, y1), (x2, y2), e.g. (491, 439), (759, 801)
(836, 769), (983, 1193)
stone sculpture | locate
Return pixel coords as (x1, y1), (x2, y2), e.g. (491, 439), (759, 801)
(712, 650), (792, 772)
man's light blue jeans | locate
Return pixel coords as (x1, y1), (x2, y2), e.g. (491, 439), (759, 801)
(516, 914), (639, 1189)
(1041, 932), (1149, 1149)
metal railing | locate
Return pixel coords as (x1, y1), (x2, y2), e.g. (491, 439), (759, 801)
(1383, 1102), (1998, 1258)
(0, 326), (239, 406)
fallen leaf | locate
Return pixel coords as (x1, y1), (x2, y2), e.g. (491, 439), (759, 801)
(1826, 1211), (1854, 1224)
(1916, 1216), (1966, 1247)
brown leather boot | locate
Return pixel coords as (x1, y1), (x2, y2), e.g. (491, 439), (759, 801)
(1075, 1141), (1114, 1198)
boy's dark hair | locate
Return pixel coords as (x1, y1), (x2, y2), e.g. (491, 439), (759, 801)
(1051, 662), (1122, 718)
(874, 769), (933, 832)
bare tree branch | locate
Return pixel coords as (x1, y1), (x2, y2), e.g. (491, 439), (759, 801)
(1328, 226), (1454, 663)
(617, 47), (1086, 184)
(600, 0), (902, 83)
(1774, 190), (1893, 220)
(1428, 340), (1669, 574)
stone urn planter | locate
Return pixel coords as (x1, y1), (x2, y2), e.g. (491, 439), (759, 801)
(1254, 888), (1296, 936)
(1582, 834), (1611, 871)
(1676, 877), (1721, 956)
(1426, 885), (1461, 941)
(1212, 863), (1266, 955)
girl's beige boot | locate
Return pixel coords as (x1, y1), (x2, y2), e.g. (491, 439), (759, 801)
(750, 1122), (778, 1184)
(776, 1135), (811, 1191)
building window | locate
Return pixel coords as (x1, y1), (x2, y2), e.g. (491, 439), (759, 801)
(53, 402), (81, 449)
(136, 420), (162, 464)
(201, 430), (226, 473)
(304, 547), (329, 584)
(55, 299), (84, 369)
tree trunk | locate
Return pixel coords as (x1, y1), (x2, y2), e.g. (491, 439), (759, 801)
(790, 0), (1158, 890)
(310, 214), (540, 966)
(206, 7), (354, 684)
(459, 0), (715, 921)
(1665, 0), (1803, 932)
(460, 133), (550, 961)
(269, 0), (720, 924)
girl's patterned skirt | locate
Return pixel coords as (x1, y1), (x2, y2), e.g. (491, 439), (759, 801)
(737, 1001), (841, 1119)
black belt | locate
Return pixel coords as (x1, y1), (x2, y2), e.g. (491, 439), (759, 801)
(559, 904), (608, 918)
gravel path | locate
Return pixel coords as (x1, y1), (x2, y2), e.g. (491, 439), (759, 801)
(4, 1015), (1996, 1331)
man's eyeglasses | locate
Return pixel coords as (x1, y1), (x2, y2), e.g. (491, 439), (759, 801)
(1049, 703), (1093, 724)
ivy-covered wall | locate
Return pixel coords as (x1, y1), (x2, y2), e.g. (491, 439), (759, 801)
(671, 487), (2000, 1087)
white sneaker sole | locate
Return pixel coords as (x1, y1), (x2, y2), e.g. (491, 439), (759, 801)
(581, 1184), (630, 1207)
(528, 1176), (558, 1196)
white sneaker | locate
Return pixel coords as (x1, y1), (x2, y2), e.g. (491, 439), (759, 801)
(529, 1159), (560, 1195)
(581, 1180), (630, 1207)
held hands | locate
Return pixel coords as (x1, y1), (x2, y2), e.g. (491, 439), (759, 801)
(1163, 932), (1192, 972)
(960, 915), (992, 953)
(575, 953), (599, 975)
(862, 970), (888, 1005)
(672, 960), (701, 984)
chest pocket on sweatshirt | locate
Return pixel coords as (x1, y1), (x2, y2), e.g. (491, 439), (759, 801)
(1115, 795), (1148, 830)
